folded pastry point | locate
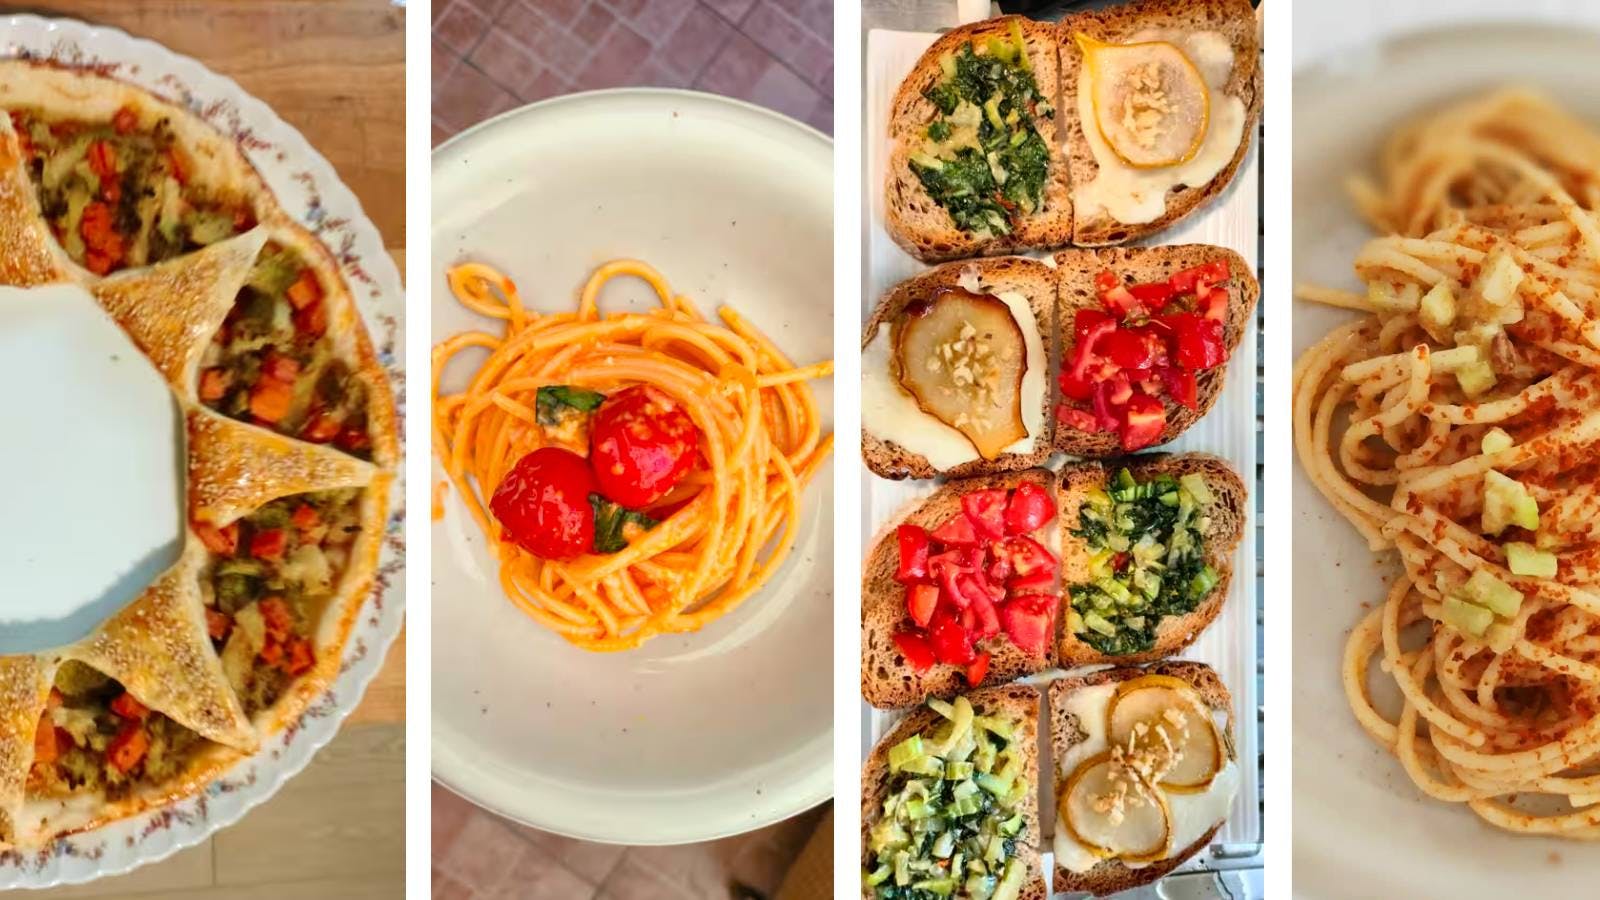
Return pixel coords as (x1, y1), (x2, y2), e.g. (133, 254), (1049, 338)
(0, 120), (71, 288)
(90, 226), (271, 395)
(65, 540), (257, 752)
(187, 406), (378, 525)
(0, 654), (59, 844)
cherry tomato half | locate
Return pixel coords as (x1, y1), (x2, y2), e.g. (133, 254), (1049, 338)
(490, 447), (596, 560)
(589, 385), (700, 508)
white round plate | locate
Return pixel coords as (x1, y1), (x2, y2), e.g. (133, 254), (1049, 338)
(1292, 24), (1600, 899)
(430, 90), (834, 845)
(0, 15), (406, 889)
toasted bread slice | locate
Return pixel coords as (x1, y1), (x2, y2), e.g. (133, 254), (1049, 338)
(1053, 244), (1257, 457)
(1048, 660), (1237, 897)
(861, 470), (1060, 709)
(1058, 0), (1261, 247)
(885, 16), (1072, 262)
(862, 683), (1047, 900)
(1056, 453), (1244, 666)
(863, 256), (1059, 481)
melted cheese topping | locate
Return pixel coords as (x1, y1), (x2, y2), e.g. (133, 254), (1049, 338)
(1053, 682), (1239, 872)
(1073, 30), (1246, 226)
(862, 288), (1046, 470)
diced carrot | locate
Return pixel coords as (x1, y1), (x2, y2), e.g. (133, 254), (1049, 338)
(80, 202), (126, 275)
(199, 367), (231, 402)
(283, 637), (315, 676)
(248, 377), (294, 423)
(87, 140), (120, 202)
(285, 269), (323, 311)
(206, 608), (232, 641)
(300, 410), (340, 443)
(292, 299), (327, 339)
(250, 527), (288, 562)
(193, 519), (239, 555)
(259, 596), (293, 643)
(165, 147), (188, 185)
(106, 721), (149, 774)
(291, 503), (320, 531)
(110, 692), (149, 721)
(32, 713), (58, 764)
(259, 638), (284, 666)
(112, 105), (138, 135)
(261, 351), (302, 383)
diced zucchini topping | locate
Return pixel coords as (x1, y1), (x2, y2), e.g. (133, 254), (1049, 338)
(1067, 470), (1217, 656)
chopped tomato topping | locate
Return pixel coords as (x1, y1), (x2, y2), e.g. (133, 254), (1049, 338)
(293, 299), (327, 339)
(1004, 481), (1055, 534)
(892, 631), (936, 672)
(199, 367), (231, 402)
(927, 610), (976, 665)
(165, 147), (188, 184)
(1057, 406), (1100, 433)
(206, 608), (233, 641)
(106, 721), (150, 774)
(285, 268), (323, 311)
(259, 639), (284, 666)
(112, 105), (138, 135)
(964, 650), (990, 687)
(1168, 258), (1229, 295)
(895, 524), (931, 583)
(251, 527), (289, 562)
(80, 202), (126, 275)
(959, 489), (1008, 541)
(1121, 391), (1168, 451)
(301, 410), (341, 443)
(32, 713), (58, 764)
(291, 503), (321, 532)
(193, 519), (240, 555)
(999, 594), (1054, 656)
(110, 692), (149, 721)
(248, 377), (294, 423)
(931, 513), (979, 546)
(335, 426), (371, 453)
(283, 637), (316, 676)
(907, 583), (939, 628)
(259, 596), (293, 643)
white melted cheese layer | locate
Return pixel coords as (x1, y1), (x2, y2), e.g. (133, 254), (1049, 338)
(862, 289), (1046, 470)
(1052, 683), (1240, 873)
(1073, 30), (1247, 226)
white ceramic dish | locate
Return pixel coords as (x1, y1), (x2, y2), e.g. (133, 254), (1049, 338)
(0, 14), (407, 890)
(861, 26), (1262, 889)
(1292, 23), (1600, 899)
(430, 89), (834, 845)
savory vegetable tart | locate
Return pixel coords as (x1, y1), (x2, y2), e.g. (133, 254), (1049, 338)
(0, 61), (397, 849)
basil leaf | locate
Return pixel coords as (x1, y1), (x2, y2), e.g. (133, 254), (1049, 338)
(589, 495), (659, 555)
(535, 385), (604, 426)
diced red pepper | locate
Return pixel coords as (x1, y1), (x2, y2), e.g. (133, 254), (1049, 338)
(110, 692), (149, 721)
(301, 409), (341, 443)
(895, 523), (931, 583)
(931, 513), (979, 547)
(259, 596), (293, 642)
(251, 527), (289, 562)
(927, 610), (976, 665)
(248, 377), (294, 424)
(999, 595), (1054, 656)
(194, 519), (240, 555)
(285, 269), (323, 311)
(199, 367), (231, 402)
(1121, 390), (1168, 451)
(283, 637), (316, 676)
(892, 631), (936, 672)
(262, 351), (302, 383)
(906, 583), (939, 628)
(1005, 482), (1055, 534)
(964, 651), (991, 687)
(112, 106), (138, 135)
(106, 721), (149, 774)
(959, 489), (1008, 541)
(206, 608), (233, 641)
(32, 713), (58, 764)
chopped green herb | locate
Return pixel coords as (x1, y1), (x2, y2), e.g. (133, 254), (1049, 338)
(535, 385), (605, 426)
(589, 495), (658, 554)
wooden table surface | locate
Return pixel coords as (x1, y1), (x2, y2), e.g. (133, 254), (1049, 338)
(18, 2), (408, 896)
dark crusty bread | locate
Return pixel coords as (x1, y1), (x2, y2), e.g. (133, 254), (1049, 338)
(1056, 453), (1245, 667)
(861, 470), (1060, 709)
(1057, 0), (1262, 247)
(1052, 244), (1257, 457)
(861, 683), (1047, 900)
(1047, 660), (1236, 897)
(862, 256), (1059, 481)
(885, 16), (1072, 262)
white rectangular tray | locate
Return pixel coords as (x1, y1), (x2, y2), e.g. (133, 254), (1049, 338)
(860, 25), (1263, 888)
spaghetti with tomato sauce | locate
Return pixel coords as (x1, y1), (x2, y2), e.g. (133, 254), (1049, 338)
(433, 259), (833, 652)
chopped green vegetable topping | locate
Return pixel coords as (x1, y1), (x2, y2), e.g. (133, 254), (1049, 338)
(589, 495), (658, 554)
(535, 385), (606, 426)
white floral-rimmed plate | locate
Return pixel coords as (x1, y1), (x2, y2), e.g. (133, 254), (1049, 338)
(0, 14), (406, 890)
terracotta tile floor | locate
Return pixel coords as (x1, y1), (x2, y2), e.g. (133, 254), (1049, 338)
(433, 783), (829, 899)
(431, 0), (833, 145)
